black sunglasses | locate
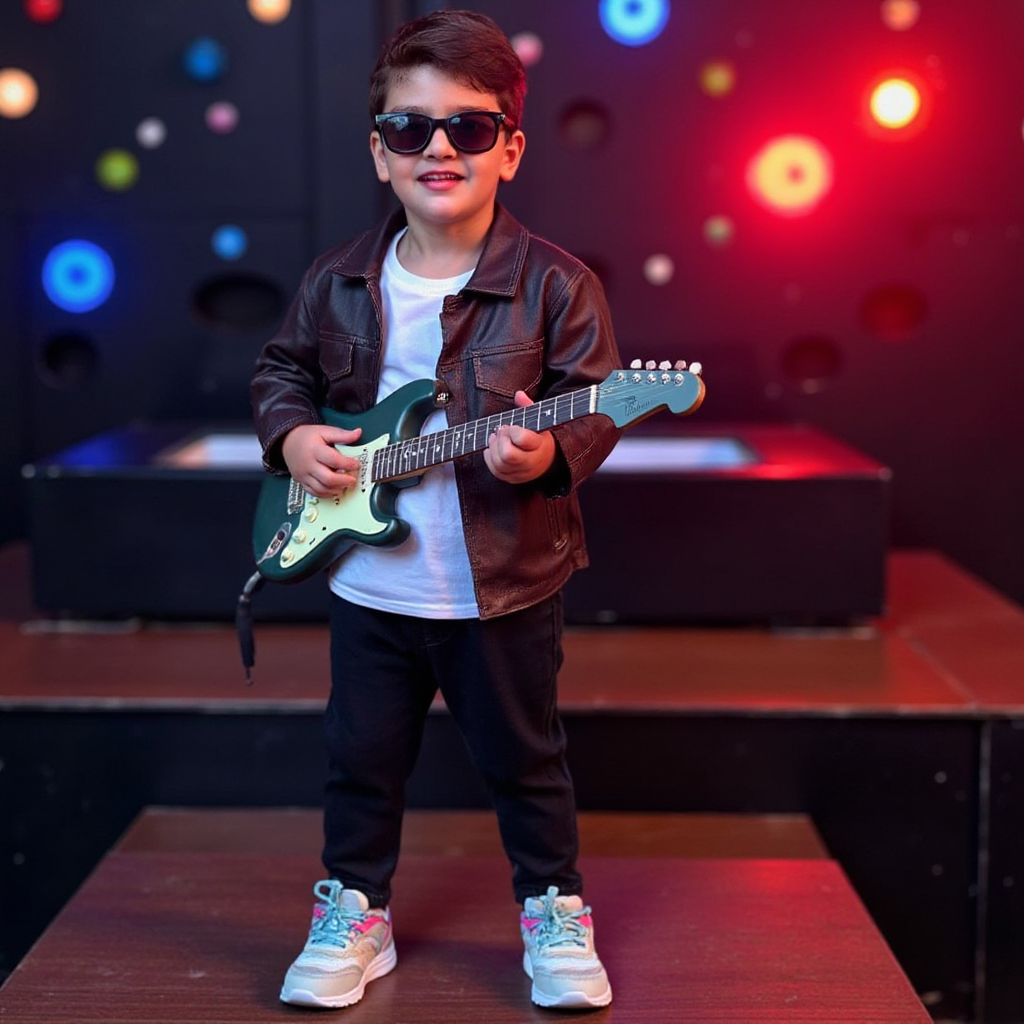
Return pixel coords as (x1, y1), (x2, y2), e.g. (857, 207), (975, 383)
(374, 111), (512, 155)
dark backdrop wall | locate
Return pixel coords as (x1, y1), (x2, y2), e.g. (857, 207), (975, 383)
(1, 0), (1022, 606)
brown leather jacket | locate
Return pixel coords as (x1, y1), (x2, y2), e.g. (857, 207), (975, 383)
(251, 202), (622, 618)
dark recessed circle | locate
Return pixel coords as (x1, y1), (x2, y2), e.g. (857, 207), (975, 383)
(557, 100), (612, 150)
(193, 272), (288, 330)
(860, 283), (927, 340)
(780, 335), (843, 389)
(38, 332), (99, 389)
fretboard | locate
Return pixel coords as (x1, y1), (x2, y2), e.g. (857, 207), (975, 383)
(371, 385), (598, 482)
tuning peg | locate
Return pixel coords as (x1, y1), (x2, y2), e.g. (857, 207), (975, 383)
(674, 360), (687, 370)
(630, 359), (642, 369)
(645, 360), (657, 370)
(659, 360), (672, 370)
(690, 361), (702, 376)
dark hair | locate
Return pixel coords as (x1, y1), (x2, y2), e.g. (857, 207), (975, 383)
(369, 9), (526, 129)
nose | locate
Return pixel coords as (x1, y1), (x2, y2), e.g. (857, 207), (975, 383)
(423, 121), (456, 156)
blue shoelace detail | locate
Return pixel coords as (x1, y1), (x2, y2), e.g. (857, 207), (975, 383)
(308, 879), (365, 950)
(531, 886), (592, 951)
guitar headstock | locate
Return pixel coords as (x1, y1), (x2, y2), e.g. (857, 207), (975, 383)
(596, 359), (705, 428)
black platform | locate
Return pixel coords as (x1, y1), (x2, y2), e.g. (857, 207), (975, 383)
(24, 419), (890, 623)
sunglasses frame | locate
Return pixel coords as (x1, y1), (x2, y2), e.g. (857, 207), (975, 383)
(374, 110), (512, 155)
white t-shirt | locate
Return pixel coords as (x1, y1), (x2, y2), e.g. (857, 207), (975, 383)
(328, 231), (480, 618)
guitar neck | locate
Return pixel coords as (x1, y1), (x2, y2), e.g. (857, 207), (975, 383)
(371, 385), (597, 483)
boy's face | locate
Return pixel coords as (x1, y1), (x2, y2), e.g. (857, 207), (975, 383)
(370, 65), (525, 237)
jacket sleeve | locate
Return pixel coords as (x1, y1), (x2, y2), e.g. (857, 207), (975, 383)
(540, 264), (624, 496)
(250, 263), (326, 474)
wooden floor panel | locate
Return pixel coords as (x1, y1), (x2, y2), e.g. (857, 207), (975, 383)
(0, 848), (929, 1023)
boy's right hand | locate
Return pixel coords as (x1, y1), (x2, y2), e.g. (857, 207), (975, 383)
(281, 424), (363, 498)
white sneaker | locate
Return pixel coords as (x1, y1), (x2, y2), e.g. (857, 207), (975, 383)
(280, 879), (396, 1008)
(520, 886), (612, 1009)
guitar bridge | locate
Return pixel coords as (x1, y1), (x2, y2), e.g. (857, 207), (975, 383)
(286, 477), (304, 515)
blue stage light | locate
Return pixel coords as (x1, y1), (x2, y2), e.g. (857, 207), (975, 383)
(211, 224), (248, 261)
(599, 0), (669, 46)
(182, 37), (228, 83)
(42, 240), (115, 313)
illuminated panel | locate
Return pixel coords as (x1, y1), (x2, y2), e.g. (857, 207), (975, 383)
(42, 240), (115, 314)
(599, 0), (670, 47)
(0, 67), (38, 118)
(745, 135), (833, 218)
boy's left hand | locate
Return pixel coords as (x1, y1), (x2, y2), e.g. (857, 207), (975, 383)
(483, 390), (556, 484)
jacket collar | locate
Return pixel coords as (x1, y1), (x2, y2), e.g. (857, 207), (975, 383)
(327, 202), (528, 299)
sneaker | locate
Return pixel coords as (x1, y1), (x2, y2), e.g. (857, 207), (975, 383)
(520, 886), (612, 1009)
(279, 879), (396, 1008)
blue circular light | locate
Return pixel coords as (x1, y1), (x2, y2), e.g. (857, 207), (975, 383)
(599, 0), (670, 46)
(42, 240), (115, 313)
(211, 224), (248, 261)
(182, 36), (228, 83)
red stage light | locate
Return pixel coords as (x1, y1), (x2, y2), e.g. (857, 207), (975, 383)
(24, 0), (62, 23)
(745, 135), (833, 218)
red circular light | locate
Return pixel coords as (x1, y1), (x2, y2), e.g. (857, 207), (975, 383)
(24, 0), (63, 23)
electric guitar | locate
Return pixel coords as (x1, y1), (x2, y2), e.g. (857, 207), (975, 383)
(251, 360), (704, 585)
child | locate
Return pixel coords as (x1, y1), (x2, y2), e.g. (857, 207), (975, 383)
(251, 8), (620, 1011)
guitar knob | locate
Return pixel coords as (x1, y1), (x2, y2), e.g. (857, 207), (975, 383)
(674, 360), (687, 370)
(630, 359), (642, 369)
(293, 529), (307, 544)
(659, 361), (671, 370)
(303, 506), (319, 523)
(690, 361), (703, 376)
(645, 360), (657, 370)
(280, 548), (296, 567)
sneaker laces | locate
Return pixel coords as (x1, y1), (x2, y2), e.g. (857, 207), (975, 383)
(308, 880), (366, 950)
(531, 886), (592, 952)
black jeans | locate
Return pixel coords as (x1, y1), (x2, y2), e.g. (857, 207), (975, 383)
(322, 592), (582, 907)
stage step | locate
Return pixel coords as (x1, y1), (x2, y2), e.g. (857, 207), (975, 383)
(0, 809), (931, 1023)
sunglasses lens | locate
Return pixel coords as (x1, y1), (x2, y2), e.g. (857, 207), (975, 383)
(381, 114), (431, 153)
(448, 113), (500, 153)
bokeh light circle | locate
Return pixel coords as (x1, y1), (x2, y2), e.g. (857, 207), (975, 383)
(699, 61), (736, 98)
(24, 0), (63, 23)
(860, 284), (927, 340)
(558, 100), (612, 150)
(205, 101), (239, 134)
(0, 67), (39, 118)
(880, 0), (920, 31)
(745, 134), (834, 217)
(136, 117), (167, 149)
(599, 0), (670, 47)
(247, 0), (291, 24)
(42, 240), (115, 313)
(183, 37), (229, 83)
(703, 214), (735, 247)
(643, 254), (675, 286)
(870, 78), (921, 129)
(95, 148), (139, 191)
(511, 31), (544, 68)
(211, 224), (248, 261)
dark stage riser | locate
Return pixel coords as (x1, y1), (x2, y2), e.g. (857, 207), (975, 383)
(25, 420), (890, 625)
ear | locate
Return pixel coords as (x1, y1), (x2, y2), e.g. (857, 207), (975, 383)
(498, 129), (526, 183)
(370, 130), (391, 183)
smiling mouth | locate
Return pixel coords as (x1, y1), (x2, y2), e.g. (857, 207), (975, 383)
(418, 172), (463, 182)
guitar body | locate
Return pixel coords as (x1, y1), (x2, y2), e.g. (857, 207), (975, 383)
(252, 378), (443, 584)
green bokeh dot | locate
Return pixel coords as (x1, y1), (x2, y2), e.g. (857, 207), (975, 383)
(96, 148), (139, 191)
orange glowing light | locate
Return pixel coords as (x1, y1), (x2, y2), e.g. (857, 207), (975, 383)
(745, 135), (833, 218)
(870, 78), (921, 129)
(880, 0), (920, 31)
(0, 67), (38, 118)
(247, 0), (290, 23)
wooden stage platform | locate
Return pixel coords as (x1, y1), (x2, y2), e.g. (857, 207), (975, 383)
(0, 808), (936, 1023)
(2, 544), (1024, 1021)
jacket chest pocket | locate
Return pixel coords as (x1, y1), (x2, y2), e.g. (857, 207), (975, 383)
(318, 330), (376, 409)
(471, 340), (545, 405)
